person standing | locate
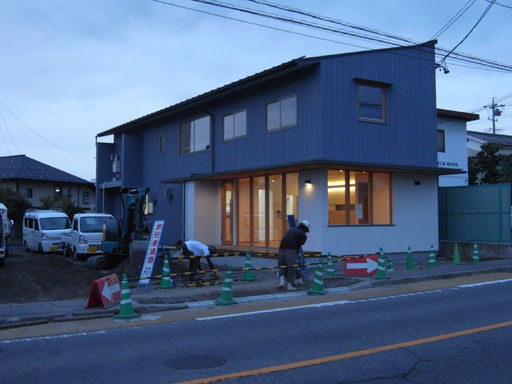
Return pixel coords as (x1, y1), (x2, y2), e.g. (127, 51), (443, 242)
(176, 240), (217, 280)
(278, 220), (310, 291)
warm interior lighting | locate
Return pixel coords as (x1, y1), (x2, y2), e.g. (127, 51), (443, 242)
(304, 179), (312, 186)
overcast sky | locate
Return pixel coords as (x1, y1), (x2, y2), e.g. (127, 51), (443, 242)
(1, 0), (511, 181)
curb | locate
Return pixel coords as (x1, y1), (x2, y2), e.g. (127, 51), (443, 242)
(1, 266), (511, 330)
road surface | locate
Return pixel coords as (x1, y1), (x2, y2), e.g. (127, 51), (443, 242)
(1, 275), (512, 383)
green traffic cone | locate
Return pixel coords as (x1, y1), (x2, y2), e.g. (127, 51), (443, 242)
(113, 274), (140, 320)
(214, 266), (237, 305)
(375, 248), (389, 279)
(406, 246), (414, 270)
(242, 251), (257, 281)
(453, 243), (461, 265)
(157, 254), (174, 289)
(386, 255), (394, 272)
(308, 258), (327, 295)
(472, 243), (480, 263)
(326, 252), (335, 278)
(428, 245), (436, 268)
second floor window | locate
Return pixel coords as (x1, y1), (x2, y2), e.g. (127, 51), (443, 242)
(437, 130), (445, 152)
(159, 135), (166, 154)
(223, 110), (247, 140)
(180, 116), (210, 154)
(266, 95), (297, 131)
(358, 83), (386, 122)
(27, 188), (33, 198)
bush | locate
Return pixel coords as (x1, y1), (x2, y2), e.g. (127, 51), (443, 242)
(39, 195), (85, 218)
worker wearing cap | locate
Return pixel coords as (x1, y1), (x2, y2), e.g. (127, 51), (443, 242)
(278, 220), (310, 291)
(176, 240), (217, 281)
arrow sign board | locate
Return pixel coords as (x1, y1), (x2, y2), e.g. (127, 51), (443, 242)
(343, 255), (379, 276)
(86, 274), (121, 308)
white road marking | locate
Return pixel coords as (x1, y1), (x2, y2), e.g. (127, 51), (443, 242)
(0, 330), (107, 344)
(197, 300), (351, 320)
(457, 278), (512, 288)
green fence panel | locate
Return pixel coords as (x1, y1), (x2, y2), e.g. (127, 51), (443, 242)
(439, 183), (511, 243)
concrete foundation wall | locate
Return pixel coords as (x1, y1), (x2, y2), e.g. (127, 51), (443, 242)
(440, 241), (512, 260)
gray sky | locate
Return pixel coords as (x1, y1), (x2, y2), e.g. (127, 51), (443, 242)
(1, 0), (511, 181)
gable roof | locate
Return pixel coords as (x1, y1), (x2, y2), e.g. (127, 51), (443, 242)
(0, 155), (93, 184)
(467, 131), (512, 146)
(97, 41), (436, 138)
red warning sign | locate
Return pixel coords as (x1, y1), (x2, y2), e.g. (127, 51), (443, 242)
(86, 274), (121, 308)
(343, 255), (379, 276)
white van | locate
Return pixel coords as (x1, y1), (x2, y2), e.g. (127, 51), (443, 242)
(62, 213), (114, 259)
(23, 210), (71, 253)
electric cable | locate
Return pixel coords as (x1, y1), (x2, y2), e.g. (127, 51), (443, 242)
(0, 109), (20, 154)
(431, 0), (477, 39)
(0, 99), (94, 162)
(441, 0), (496, 64)
(0, 118), (11, 155)
(178, 0), (512, 72)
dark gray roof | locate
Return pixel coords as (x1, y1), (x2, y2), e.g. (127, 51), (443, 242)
(467, 131), (512, 146)
(0, 155), (93, 184)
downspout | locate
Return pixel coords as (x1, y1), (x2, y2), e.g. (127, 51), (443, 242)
(182, 182), (185, 241)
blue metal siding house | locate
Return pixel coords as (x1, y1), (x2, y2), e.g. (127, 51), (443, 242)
(96, 41), (457, 255)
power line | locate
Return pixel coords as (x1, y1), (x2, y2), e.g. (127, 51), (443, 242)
(244, 0), (512, 72)
(0, 99), (94, 163)
(180, 0), (512, 73)
(0, 118), (11, 155)
(150, 0), (372, 50)
(0, 109), (20, 154)
(441, 0), (496, 64)
(486, 0), (512, 10)
(432, 0), (477, 39)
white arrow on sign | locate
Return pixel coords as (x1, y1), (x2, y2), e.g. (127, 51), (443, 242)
(102, 282), (120, 301)
(346, 258), (378, 273)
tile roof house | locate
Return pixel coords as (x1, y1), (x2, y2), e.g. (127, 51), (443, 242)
(0, 155), (95, 210)
(467, 131), (512, 158)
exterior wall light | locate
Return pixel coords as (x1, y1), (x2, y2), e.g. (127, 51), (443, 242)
(304, 179), (312, 186)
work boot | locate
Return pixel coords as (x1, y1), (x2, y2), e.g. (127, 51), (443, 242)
(286, 282), (298, 291)
(278, 275), (285, 289)
(294, 277), (304, 286)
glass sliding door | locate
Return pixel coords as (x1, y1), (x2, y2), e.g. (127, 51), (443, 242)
(234, 172), (298, 248)
(238, 178), (250, 245)
(269, 174), (283, 248)
(221, 182), (233, 245)
(252, 176), (266, 247)
(286, 173), (299, 226)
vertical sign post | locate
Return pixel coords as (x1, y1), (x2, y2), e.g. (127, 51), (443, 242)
(138, 220), (165, 291)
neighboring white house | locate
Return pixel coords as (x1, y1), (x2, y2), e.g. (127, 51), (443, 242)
(437, 109), (480, 187)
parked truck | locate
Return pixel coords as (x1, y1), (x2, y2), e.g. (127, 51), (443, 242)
(62, 213), (114, 260)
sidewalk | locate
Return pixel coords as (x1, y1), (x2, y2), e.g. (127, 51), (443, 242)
(1, 255), (512, 330)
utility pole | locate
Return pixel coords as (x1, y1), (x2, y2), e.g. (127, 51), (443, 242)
(484, 97), (505, 134)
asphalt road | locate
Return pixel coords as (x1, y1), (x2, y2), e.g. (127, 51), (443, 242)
(1, 278), (512, 383)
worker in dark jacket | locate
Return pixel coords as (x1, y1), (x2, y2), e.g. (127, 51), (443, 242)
(278, 220), (310, 291)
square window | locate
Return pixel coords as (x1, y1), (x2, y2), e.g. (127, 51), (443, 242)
(223, 110), (247, 140)
(266, 95), (297, 131)
(358, 84), (385, 121)
(180, 116), (210, 154)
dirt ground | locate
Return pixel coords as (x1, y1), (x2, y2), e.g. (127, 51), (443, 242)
(0, 249), (359, 304)
(0, 250), (111, 304)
